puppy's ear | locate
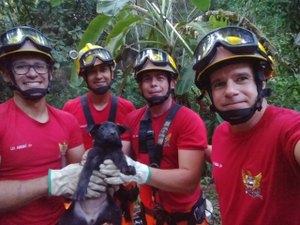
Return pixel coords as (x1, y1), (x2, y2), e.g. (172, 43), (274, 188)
(117, 124), (130, 134)
(89, 124), (101, 137)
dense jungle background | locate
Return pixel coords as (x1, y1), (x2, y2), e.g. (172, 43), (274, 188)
(0, 0), (299, 223)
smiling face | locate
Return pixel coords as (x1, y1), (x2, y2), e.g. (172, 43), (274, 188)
(210, 62), (258, 111)
(10, 54), (50, 93)
(85, 59), (113, 90)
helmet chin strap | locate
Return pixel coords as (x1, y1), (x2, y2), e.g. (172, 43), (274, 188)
(8, 72), (50, 101)
(209, 70), (271, 125)
(145, 90), (171, 107)
(210, 104), (257, 125)
(89, 85), (111, 95)
(143, 78), (173, 107)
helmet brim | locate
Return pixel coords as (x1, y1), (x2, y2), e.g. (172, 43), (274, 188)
(0, 49), (54, 63)
(195, 55), (272, 90)
(135, 60), (178, 80)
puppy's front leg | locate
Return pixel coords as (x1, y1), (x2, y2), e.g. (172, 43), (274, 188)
(74, 151), (102, 200)
(110, 151), (136, 176)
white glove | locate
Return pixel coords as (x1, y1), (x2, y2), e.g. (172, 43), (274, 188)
(100, 155), (150, 185)
(48, 163), (107, 198)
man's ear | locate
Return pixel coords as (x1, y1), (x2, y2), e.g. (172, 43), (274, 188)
(170, 79), (176, 89)
(117, 124), (130, 134)
(1, 68), (12, 83)
(49, 68), (53, 81)
(111, 70), (115, 80)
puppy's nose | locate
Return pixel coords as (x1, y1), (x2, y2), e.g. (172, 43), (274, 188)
(110, 130), (116, 135)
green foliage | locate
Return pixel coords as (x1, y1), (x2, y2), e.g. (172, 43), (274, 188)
(104, 12), (142, 54)
(268, 75), (300, 112)
(0, 78), (12, 104)
(176, 66), (195, 96)
(96, 0), (132, 16)
(77, 14), (111, 50)
(208, 14), (228, 28)
(191, 0), (210, 12)
(112, 70), (146, 109)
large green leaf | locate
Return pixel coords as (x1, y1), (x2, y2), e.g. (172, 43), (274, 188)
(105, 14), (142, 54)
(175, 64), (195, 95)
(191, 0), (210, 12)
(97, 0), (132, 16)
(77, 14), (111, 50)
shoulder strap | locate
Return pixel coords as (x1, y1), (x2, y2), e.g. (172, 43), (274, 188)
(108, 95), (118, 122)
(145, 103), (182, 168)
(157, 103), (181, 146)
(80, 95), (95, 133)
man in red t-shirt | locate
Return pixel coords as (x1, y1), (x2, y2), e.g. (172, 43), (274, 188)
(100, 48), (210, 225)
(63, 43), (136, 224)
(193, 26), (300, 225)
(63, 43), (135, 151)
(0, 26), (107, 225)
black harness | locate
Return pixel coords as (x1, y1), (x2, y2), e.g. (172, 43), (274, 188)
(138, 103), (185, 225)
(137, 104), (210, 225)
(80, 95), (118, 134)
(138, 103), (182, 167)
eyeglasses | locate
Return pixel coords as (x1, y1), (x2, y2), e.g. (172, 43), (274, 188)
(12, 63), (49, 75)
(193, 26), (259, 71)
(134, 48), (177, 72)
(80, 48), (114, 69)
(0, 26), (51, 52)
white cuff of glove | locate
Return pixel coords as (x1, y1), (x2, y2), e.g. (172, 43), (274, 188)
(100, 155), (151, 185)
(48, 163), (81, 197)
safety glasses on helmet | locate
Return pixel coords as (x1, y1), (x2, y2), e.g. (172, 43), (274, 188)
(0, 26), (51, 53)
(193, 26), (261, 71)
(134, 48), (177, 72)
(79, 48), (114, 69)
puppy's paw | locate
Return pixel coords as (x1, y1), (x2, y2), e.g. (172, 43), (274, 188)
(121, 165), (136, 175)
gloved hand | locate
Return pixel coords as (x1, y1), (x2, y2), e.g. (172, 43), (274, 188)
(100, 155), (151, 185)
(48, 163), (107, 198)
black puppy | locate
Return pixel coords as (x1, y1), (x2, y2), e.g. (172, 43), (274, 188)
(58, 121), (136, 225)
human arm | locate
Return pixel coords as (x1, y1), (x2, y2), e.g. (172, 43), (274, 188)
(205, 145), (212, 163)
(101, 148), (205, 194)
(294, 140), (300, 166)
(0, 176), (48, 214)
(148, 149), (205, 193)
(121, 140), (131, 155)
(0, 145), (104, 214)
(66, 144), (85, 164)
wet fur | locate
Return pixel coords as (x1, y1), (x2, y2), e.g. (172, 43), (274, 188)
(58, 121), (136, 225)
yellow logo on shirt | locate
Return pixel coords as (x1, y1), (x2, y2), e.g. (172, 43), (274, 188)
(163, 133), (172, 147)
(59, 142), (68, 155)
(242, 169), (263, 199)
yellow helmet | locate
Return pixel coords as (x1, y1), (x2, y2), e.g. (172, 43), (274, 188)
(76, 43), (115, 75)
(134, 48), (179, 81)
(193, 26), (275, 90)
